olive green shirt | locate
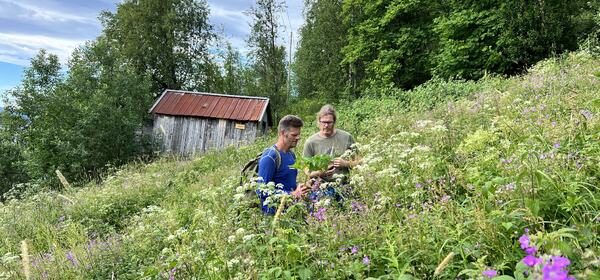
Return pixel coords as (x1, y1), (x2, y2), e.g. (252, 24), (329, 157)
(303, 129), (355, 177)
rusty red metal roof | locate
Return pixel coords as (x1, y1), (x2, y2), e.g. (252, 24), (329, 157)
(149, 90), (270, 122)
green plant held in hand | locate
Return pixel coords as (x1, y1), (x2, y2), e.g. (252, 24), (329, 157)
(290, 154), (333, 172)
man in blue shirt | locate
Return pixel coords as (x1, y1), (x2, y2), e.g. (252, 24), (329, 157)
(257, 115), (309, 214)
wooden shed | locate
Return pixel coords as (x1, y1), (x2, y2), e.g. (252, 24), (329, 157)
(149, 89), (272, 156)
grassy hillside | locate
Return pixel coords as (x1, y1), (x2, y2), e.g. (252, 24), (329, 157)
(1, 51), (599, 279)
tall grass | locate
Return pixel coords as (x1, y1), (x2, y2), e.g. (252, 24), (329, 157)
(0, 51), (598, 279)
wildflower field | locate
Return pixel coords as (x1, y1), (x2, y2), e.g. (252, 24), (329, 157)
(1, 51), (599, 279)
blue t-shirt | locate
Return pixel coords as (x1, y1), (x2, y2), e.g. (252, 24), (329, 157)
(256, 145), (297, 214)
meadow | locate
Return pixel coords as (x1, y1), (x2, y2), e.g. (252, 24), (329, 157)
(1, 51), (599, 279)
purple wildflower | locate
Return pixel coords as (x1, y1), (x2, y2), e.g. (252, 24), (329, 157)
(553, 143), (560, 149)
(351, 202), (365, 212)
(525, 246), (537, 255)
(407, 214), (417, 219)
(313, 207), (327, 221)
(169, 267), (177, 280)
(66, 251), (77, 266)
(58, 215), (65, 222)
(482, 269), (497, 278)
(440, 195), (451, 203)
(43, 253), (54, 261)
(351, 246), (359, 254)
(542, 263), (568, 280)
(522, 255), (542, 267)
(580, 109), (592, 120)
(550, 256), (570, 268)
(551, 121), (557, 127)
(519, 234), (530, 249)
(362, 256), (370, 265)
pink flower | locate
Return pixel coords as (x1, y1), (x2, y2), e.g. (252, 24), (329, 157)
(482, 270), (497, 278)
(522, 255), (542, 267)
(362, 256), (370, 265)
(519, 234), (530, 249)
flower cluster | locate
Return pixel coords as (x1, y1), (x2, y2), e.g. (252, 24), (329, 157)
(519, 229), (575, 280)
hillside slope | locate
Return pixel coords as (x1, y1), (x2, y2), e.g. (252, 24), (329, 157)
(0, 52), (599, 279)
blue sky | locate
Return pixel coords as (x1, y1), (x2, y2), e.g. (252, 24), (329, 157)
(0, 0), (304, 106)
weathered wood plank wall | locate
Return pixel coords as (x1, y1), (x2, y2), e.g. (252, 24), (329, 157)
(153, 115), (267, 156)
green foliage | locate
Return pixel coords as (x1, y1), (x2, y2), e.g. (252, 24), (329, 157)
(101, 0), (215, 93)
(336, 0), (597, 95)
(1, 43), (154, 193)
(433, 1), (592, 80)
(291, 154), (333, 172)
(0, 112), (28, 196)
(246, 0), (289, 119)
(1, 50), (599, 279)
(294, 0), (349, 101)
(221, 43), (245, 95)
(342, 0), (438, 92)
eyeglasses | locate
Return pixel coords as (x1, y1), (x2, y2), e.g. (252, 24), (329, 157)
(319, 120), (335, 125)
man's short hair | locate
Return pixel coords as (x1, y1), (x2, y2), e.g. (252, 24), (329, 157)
(317, 104), (336, 123)
(278, 115), (304, 132)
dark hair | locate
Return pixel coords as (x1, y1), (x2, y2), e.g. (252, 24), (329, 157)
(317, 104), (336, 123)
(278, 115), (304, 132)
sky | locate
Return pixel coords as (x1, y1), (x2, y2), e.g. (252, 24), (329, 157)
(0, 0), (305, 106)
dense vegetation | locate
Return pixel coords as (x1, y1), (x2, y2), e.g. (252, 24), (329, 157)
(0, 51), (598, 279)
(0, 0), (599, 278)
(1, 0), (598, 196)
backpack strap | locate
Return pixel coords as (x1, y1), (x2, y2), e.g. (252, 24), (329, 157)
(241, 151), (262, 174)
(267, 146), (282, 170)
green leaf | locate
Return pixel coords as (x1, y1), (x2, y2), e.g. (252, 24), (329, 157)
(501, 222), (513, 230)
(493, 276), (516, 280)
(514, 261), (529, 280)
(268, 267), (283, 278)
(298, 267), (312, 280)
(525, 198), (540, 217)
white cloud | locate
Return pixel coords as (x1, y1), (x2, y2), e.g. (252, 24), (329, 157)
(0, 0), (99, 25)
(0, 0), (306, 67)
(0, 33), (86, 66)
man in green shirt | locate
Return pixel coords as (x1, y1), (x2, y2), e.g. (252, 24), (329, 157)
(303, 105), (359, 181)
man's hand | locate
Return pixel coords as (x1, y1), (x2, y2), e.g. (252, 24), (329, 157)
(309, 164), (335, 178)
(333, 158), (351, 168)
(291, 183), (309, 198)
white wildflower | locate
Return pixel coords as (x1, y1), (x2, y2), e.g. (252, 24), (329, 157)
(235, 228), (246, 237)
(242, 234), (256, 243)
(315, 198), (332, 208)
(227, 258), (240, 267)
(430, 124), (447, 132)
(227, 235), (236, 243)
(233, 193), (245, 201)
(415, 120), (433, 128)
